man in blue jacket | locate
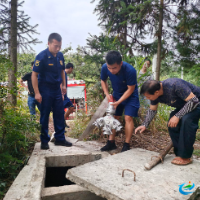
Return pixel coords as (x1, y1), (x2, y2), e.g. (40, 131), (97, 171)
(32, 33), (72, 150)
(101, 51), (140, 152)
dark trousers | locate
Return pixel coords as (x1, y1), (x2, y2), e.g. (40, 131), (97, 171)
(39, 84), (65, 144)
(168, 105), (200, 158)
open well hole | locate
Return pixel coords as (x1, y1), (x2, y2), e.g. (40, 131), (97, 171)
(44, 154), (102, 188)
(45, 167), (75, 187)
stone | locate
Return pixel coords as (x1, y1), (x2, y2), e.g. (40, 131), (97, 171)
(188, 187), (200, 200)
(67, 148), (200, 200)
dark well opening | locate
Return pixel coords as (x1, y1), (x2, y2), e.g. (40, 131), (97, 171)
(45, 167), (75, 187)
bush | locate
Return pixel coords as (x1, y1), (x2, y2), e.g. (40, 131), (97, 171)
(68, 111), (92, 138)
(0, 99), (40, 199)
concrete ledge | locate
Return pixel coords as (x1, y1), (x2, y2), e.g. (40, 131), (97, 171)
(42, 185), (106, 200)
(4, 138), (109, 200)
(45, 153), (102, 167)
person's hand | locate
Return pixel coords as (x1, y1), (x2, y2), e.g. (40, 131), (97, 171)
(106, 94), (112, 102)
(168, 116), (179, 128)
(135, 126), (146, 134)
(110, 101), (120, 109)
(62, 95), (64, 101)
(35, 93), (42, 103)
(62, 86), (67, 95)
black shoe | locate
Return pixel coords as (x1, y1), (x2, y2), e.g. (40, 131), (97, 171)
(54, 139), (72, 147)
(100, 140), (117, 151)
(121, 142), (130, 152)
(41, 143), (49, 150)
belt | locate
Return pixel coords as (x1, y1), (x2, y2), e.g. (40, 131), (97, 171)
(28, 93), (35, 97)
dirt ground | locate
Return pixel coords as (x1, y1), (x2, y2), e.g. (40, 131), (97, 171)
(48, 117), (200, 158)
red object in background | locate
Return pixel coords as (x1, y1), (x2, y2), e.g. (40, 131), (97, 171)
(66, 81), (88, 119)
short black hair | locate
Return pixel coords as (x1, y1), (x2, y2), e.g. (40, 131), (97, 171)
(140, 80), (161, 95)
(48, 33), (62, 42)
(105, 51), (122, 65)
(31, 61), (34, 66)
(144, 58), (152, 65)
(65, 62), (74, 69)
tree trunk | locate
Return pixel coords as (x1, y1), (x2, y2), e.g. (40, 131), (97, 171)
(8, 0), (18, 106)
(155, 0), (164, 81)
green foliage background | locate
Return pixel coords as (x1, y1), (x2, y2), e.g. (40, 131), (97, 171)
(0, 51), (40, 199)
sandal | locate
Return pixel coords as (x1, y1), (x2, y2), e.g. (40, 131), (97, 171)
(171, 157), (193, 165)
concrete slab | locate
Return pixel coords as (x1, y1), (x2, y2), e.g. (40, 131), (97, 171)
(4, 137), (109, 200)
(42, 185), (106, 200)
(66, 148), (200, 200)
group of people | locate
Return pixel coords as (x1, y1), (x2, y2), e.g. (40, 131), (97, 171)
(101, 50), (200, 166)
(21, 32), (200, 166)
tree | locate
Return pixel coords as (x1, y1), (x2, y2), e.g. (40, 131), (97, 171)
(92, 0), (199, 80)
(171, 2), (200, 85)
(92, 0), (144, 56)
(0, 0), (40, 105)
(17, 53), (36, 77)
(8, 0), (17, 105)
(172, 2), (200, 68)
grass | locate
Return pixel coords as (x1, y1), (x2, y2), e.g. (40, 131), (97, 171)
(68, 111), (93, 138)
(193, 149), (200, 157)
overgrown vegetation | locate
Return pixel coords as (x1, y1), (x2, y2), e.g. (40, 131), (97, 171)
(0, 101), (40, 199)
(0, 51), (40, 199)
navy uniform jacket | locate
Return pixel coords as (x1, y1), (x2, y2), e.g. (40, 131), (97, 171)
(101, 61), (140, 108)
(33, 48), (65, 88)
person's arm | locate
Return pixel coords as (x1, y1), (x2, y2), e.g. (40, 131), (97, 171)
(60, 83), (64, 100)
(135, 104), (158, 134)
(61, 70), (66, 95)
(168, 80), (199, 127)
(31, 71), (42, 103)
(19, 79), (28, 88)
(111, 85), (135, 109)
(168, 92), (199, 127)
(101, 80), (112, 102)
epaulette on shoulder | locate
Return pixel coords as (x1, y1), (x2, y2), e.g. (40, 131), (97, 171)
(36, 49), (48, 60)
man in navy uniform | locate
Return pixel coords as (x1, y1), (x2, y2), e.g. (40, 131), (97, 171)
(135, 78), (200, 165)
(100, 51), (140, 152)
(32, 33), (72, 150)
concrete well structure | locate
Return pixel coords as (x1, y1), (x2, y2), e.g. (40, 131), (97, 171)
(3, 137), (108, 200)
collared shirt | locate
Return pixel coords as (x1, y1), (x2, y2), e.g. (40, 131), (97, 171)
(32, 48), (65, 87)
(151, 78), (200, 108)
(101, 61), (139, 107)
